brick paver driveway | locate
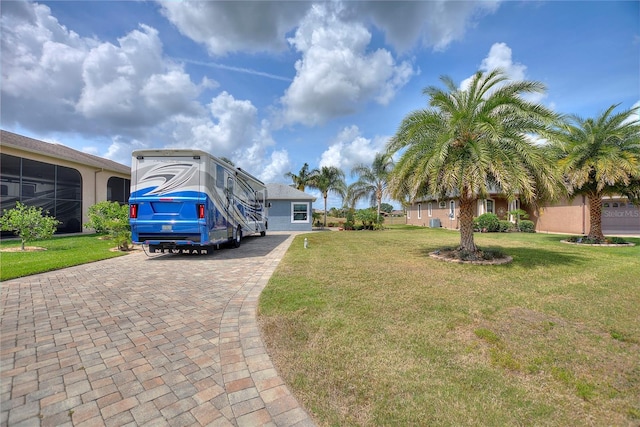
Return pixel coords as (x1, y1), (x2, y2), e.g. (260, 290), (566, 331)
(1, 232), (315, 427)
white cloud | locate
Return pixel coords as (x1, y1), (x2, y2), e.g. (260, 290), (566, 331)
(319, 125), (388, 172)
(76, 24), (203, 127)
(352, 1), (501, 52)
(159, 1), (501, 56)
(279, 4), (415, 127)
(256, 149), (291, 184)
(165, 93), (282, 181)
(481, 42), (526, 80)
(1, 2), (207, 137)
(103, 137), (149, 166)
(459, 42), (545, 103)
(159, 1), (310, 56)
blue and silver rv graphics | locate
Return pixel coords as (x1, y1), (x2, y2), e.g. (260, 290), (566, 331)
(129, 150), (267, 253)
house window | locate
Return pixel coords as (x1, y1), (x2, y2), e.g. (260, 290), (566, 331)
(427, 202), (433, 217)
(417, 203), (422, 219)
(449, 200), (455, 217)
(439, 201), (446, 209)
(292, 202), (309, 223)
(407, 206), (411, 219)
(107, 176), (130, 204)
(486, 199), (495, 214)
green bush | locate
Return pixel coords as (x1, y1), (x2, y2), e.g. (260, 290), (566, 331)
(519, 220), (535, 233)
(355, 209), (376, 230)
(86, 201), (124, 234)
(498, 220), (512, 232)
(475, 213), (500, 232)
(86, 201), (131, 250)
(606, 236), (627, 244)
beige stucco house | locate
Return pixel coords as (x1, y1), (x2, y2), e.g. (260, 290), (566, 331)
(1, 130), (131, 234)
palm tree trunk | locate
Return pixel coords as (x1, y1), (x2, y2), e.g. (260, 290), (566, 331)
(323, 195), (328, 227)
(587, 192), (605, 241)
(458, 197), (477, 252)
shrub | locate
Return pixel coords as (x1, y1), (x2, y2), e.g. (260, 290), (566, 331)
(0, 202), (60, 250)
(570, 236), (629, 245)
(519, 220), (535, 233)
(498, 220), (512, 232)
(355, 208), (379, 230)
(475, 213), (500, 232)
(86, 201), (131, 250)
(86, 201), (123, 234)
(606, 236), (627, 244)
(479, 249), (506, 260)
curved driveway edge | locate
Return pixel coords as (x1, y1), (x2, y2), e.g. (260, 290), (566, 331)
(1, 232), (315, 427)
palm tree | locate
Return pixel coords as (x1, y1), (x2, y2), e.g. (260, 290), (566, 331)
(350, 152), (394, 222)
(547, 104), (640, 242)
(284, 163), (319, 192)
(387, 68), (560, 253)
(308, 166), (346, 227)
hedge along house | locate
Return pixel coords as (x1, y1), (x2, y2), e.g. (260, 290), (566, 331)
(1, 130), (131, 235)
(265, 183), (316, 231)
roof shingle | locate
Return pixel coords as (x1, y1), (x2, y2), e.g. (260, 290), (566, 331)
(1, 130), (130, 174)
(266, 183), (316, 201)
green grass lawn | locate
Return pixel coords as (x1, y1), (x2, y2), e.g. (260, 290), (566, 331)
(258, 227), (640, 426)
(1, 234), (129, 281)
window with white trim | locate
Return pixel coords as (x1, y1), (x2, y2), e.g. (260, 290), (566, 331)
(449, 200), (455, 217)
(485, 199), (495, 214)
(427, 202), (433, 217)
(291, 202), (310, 223)
(417, 203), (422, 219)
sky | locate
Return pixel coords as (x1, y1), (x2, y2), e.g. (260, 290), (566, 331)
(2, 0), (639, 209)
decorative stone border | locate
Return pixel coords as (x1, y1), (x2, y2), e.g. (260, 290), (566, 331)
(560, 240), (635, 247)
(429, 252), (513, 265)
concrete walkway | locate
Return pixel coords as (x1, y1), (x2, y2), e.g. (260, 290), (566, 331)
(1, 232), (315, 426)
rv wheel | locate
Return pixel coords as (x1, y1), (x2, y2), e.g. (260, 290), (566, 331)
(233, 227), (242, 248)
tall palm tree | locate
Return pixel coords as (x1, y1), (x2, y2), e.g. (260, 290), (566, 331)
(284, 163), (319, 192)
(350, 152), (394, 221)
(308, 166), (346, 227)
(547, 104), (640, 241)
(387, 68), (560, 253)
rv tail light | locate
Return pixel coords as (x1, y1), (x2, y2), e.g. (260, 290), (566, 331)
(130, 204), (138, 219)
(197, 204), (205, 219)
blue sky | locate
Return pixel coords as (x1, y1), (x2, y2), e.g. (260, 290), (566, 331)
(2, 0), (639, 209)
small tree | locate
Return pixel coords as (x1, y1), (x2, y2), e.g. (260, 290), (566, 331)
(85, 201), (131, 250)
(0, 202), (60, 250)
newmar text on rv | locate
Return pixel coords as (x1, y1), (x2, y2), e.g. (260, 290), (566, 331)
(129, 149), (268, 253)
